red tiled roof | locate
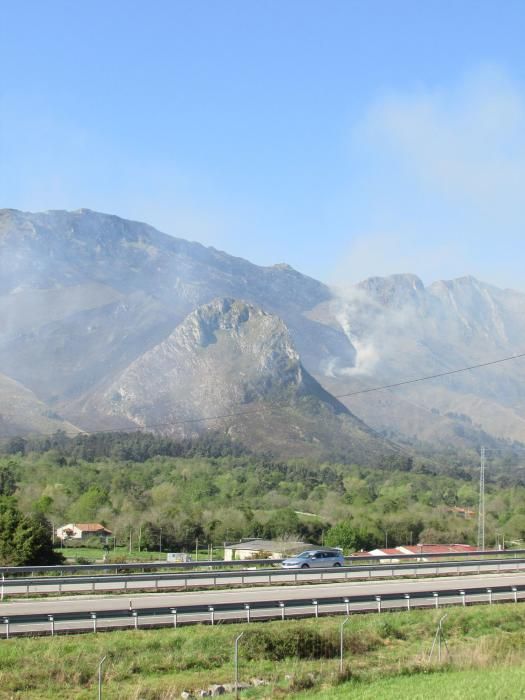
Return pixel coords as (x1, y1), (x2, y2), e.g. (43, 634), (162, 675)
(354, 544), (477, 557)
(73, 523), (112, 533)
(402, 544), (477, 554)
(381, 548), (404, 555)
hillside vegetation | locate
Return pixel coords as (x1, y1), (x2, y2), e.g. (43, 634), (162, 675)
(3, 432), (525, 553)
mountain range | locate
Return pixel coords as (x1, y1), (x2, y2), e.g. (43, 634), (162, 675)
(1, 207), (524, 460)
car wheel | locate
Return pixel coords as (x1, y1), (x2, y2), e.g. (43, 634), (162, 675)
(333, 562), (342, 567)
(301, 563), (309, 569)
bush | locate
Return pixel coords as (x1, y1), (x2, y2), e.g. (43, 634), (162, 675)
(290, 673), (317, 690)
(242, 626), (338, 660)
(376, 617), (407, 640)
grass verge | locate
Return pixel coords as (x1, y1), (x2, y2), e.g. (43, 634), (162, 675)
(1, 602), (525, 697)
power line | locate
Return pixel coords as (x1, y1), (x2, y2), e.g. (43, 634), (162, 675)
(477, 447), (486, 550)
(334, 352), (525, 399)
(5, 350), (525, 439)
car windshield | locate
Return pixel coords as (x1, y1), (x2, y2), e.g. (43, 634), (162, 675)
(296, 551), (314, 559)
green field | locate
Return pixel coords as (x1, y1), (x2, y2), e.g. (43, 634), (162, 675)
(2, 603), (525, 698)
(53, 546), (224, 565)
(300, 667), (525, 699)
(55, 546), (163, 563)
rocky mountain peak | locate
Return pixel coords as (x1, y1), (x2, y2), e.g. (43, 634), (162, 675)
(71, 296), (384, 463)
(171, 297), (297, 360)
(159, 297), (300, 380)
(357, 273), (425, 307)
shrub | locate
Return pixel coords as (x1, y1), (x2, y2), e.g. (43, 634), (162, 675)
(242, 626), (338, 660)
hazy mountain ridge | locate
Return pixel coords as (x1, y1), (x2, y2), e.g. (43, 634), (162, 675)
(1, 207), (525, 455)
(0, 209), (355, 402)
(0, 372), (79, 437)
(322, 273), (525, 446)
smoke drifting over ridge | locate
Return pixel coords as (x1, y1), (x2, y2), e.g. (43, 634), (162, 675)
(334, 66), (525, 292)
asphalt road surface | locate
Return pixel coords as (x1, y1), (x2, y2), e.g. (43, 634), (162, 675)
(1, 571), (524, 636)
(3, 559), (524, 596)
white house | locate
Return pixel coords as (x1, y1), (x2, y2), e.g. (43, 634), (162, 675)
(56, 523), (112, 542)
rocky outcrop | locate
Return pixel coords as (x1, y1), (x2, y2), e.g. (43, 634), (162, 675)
(75, 298), (384, 462)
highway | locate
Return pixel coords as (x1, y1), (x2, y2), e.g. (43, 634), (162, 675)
(3, 558), (525, 597)
(1, 571), (524, 637)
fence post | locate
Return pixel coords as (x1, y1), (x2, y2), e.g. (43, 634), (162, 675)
(234, 632), (244, 700)
(339, 617), (349, 673)
(98, 655), (107, 700)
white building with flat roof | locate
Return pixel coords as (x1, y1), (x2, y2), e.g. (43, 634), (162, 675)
(224, 539), (312, 561)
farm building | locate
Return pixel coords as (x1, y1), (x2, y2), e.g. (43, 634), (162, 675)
(357, 543), (478, 563)
(224, 539), (313, 561)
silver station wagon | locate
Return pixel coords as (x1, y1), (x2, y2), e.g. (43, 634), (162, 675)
(280, 549), (345, 569)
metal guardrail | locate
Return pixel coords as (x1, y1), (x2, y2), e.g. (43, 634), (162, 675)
(0, 548), (522, 577)
(2, 557), (525, 597)
(1, 582), (522, 637)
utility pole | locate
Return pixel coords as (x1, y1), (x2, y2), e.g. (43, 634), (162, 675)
(477, 447), (486, 550)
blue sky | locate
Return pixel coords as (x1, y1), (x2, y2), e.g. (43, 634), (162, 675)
(2, 1), (525, 288)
